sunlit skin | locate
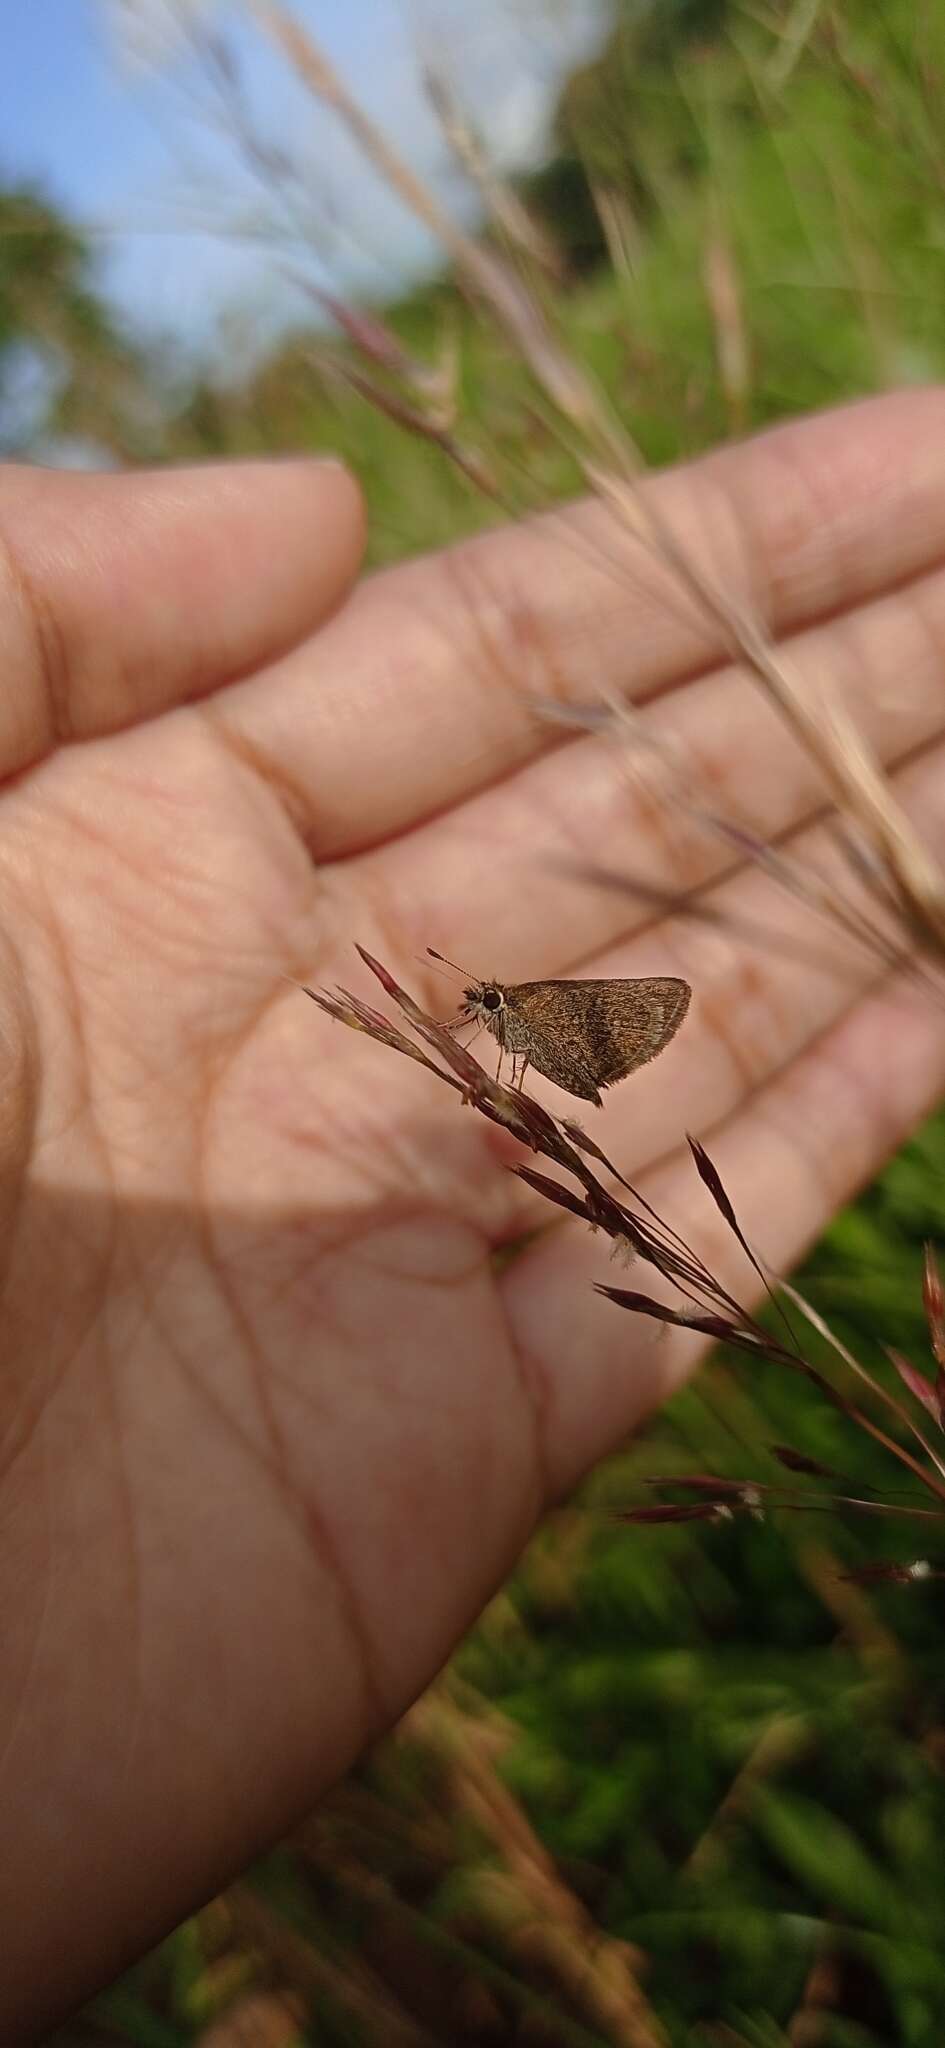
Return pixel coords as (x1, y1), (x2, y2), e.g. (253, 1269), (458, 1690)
(4, 391), (945, 2035)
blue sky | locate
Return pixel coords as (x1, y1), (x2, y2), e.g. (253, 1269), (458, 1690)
(3, 0), (609, 368)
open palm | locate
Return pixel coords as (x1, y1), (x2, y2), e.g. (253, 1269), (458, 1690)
(5, 394), (945, 2037)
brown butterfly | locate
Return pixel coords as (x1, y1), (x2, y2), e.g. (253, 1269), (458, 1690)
(429, 950), (691, 1107)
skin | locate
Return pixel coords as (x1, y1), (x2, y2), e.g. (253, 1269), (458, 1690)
(3, 392), (945, 2036)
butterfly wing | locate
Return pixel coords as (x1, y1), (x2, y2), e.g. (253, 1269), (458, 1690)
(590, 977), (691, 1086)
(505, 977), (691, 1095)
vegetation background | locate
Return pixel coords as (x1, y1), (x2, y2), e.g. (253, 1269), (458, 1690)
(9, 1), (945, 2041)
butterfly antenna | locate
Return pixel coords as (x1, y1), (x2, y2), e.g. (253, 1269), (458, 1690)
(425, 946), (479, 985)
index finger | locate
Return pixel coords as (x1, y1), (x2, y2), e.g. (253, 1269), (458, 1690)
(0, 456), (364, 782)
(214, 386), (945, 858)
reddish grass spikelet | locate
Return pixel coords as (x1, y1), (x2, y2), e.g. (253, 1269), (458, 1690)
(313, 351), (500, 499)
(879, 1243), (945, 1439)
(615, 1502), (734, 1526)
(636, 1474), (942, 1525)
(923, 1243), (945, 1349)
(594, 1287), (772, 1356)
(646, 1475), (764, 1496)
(296, 282), (419, 379)
(300, 948), (945, 1581)
(769, 1444), (842, 1479)
(923, 1247), (945, 1427)
(840, 1560), (941, 1587)
(887, 1347), (945, 1432)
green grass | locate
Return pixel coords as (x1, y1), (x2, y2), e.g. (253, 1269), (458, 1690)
(185, 0), (945, 569)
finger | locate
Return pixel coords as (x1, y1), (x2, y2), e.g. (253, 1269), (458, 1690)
(284, 737), (943, 1280)
(500, 960), (945, 1503)
(495, 735), (944, 1196)
(346, 544), (945, 986)
(216, 387), (945, 854)
(394, 736), (945, 1253)
(0, 457), (364, 780)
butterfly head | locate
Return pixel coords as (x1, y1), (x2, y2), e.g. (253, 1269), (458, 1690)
(461, 979), (506, 1026)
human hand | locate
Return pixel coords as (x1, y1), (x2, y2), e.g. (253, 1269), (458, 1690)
(4, 393), (945, 2035)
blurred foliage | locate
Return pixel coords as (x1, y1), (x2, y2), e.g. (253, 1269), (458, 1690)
(0, 183), (168, 461)
(15, 2), (945, 543)
(134, 0), (945, 562)
(28, 0), (945, 2043)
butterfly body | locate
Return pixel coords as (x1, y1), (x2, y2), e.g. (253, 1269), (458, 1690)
(456, 973), (691, 1106)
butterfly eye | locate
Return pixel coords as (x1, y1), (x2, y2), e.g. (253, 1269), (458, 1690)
(481, 988), (503, 1013)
